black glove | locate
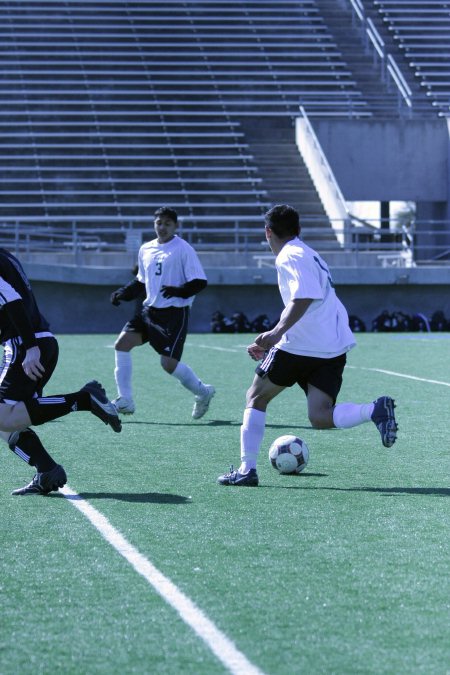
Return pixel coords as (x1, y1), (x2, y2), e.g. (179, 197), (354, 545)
(161, 285), (186, 299)
(110, 290), (123, 306)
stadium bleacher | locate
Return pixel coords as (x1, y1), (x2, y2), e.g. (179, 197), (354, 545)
(0, 0), (447, 255)
(0, 0), (372, 236)
(373, 0), (450, 115)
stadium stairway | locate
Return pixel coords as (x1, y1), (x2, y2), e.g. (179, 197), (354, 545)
(370, 0), (450, 117)
(314, 0), (430, 118)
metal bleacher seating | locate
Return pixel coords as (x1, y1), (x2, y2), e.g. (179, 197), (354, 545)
(0, 0), (374, 239)
(373, 0), (450, 115)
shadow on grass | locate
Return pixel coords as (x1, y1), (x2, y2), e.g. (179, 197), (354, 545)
(62, 492), (191, 504)
(121, 419), (313, 430)
(262, 483), (450, 497)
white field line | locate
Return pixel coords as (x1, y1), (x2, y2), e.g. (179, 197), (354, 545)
(60, 486), (265, 675)
(186, 342), (241, 353)
(191, 344), (450, 387)
(348, 365), (450, 387)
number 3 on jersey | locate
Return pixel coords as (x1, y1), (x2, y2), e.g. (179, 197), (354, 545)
(155, 261), (162, 276)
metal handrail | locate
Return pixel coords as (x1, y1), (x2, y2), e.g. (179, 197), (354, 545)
(0, 220), (447, 267)
(347, 0), (413, 113)
(296, 107), (350, 245)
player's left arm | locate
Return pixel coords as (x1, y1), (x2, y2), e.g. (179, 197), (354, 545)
(161, 278), (207, 299)
(1, 292), (45, 381)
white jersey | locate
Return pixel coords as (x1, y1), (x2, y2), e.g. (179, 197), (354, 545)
(275, 238), (356, 358)
(137, 234), (207, 309)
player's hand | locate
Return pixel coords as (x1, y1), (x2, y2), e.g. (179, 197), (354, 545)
(110, 290), (122, 306)
(254, 330), (280, 351)
(247, 343), (266, 361)
(161, 285), (182, 299)
(22, 346), (45, 381)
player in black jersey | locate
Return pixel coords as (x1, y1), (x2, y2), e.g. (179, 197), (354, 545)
(0, 249), (121, 496)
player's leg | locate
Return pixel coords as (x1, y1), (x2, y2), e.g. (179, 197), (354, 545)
(240, 372), (285, 470)
(113, 325), (143, 414)
(0, 339), (67, 494)
(306, 384), (335, 429)
(160, 353), (215, 417)
(333, 396), (398, 447)
(0, 428), (67, 496)
(218, 347), (289, 487)
(145, 306), (215, 418)
(0, 381), (121, 433)
(307, 354), (398, 447)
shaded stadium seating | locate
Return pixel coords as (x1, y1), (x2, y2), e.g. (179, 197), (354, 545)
(0, 0), (371, 231)
(0, 0), (444, 241)
(373, 0), (450, 115)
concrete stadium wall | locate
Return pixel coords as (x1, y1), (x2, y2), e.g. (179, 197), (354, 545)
(312, 119), (449, 203)
(25, 263), (450, 334)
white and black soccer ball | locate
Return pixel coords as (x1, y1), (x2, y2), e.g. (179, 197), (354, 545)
(268, 435), (309, 474)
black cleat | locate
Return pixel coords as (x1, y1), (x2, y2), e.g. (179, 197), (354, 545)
(12, 464), (67, 496)
(82, 380), (122, 433)
(371, 396), (398, 448)
(217, 466), (259, 487)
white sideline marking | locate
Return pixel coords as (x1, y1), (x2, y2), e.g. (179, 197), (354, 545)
(60, 485), (264, 675)
(187, 342), (240, 353)
(192, 344), (450, 388)
(349, 365), (450, 387)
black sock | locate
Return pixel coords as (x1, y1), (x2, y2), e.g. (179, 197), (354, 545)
(9, 429), (57, 473)
(25, 391), (91, 426)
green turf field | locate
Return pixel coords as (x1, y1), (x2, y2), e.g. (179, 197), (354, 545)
(1, 333), (449, 674)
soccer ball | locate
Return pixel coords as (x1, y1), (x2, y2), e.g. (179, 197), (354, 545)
(268, 435), (309, 474)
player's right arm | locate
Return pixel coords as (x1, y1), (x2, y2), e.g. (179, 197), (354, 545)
(110, 279), (146, 306)
(253, 298), (314, 352)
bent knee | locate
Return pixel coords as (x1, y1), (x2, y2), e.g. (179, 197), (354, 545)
(308, 413), (333, 430)
(0, 404), (26, 433)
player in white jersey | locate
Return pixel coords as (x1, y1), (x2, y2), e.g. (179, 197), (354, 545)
(111, 207), (215, 419)
(218, 204), (398, 487)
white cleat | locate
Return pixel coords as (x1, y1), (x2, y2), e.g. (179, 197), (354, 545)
(192, 385), (215, 419)
(112, 396), (136, 415)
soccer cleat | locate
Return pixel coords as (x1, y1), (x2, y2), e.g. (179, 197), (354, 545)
(82, 380), (122, 432)
(371, 396), (398, 448)
(12, 464), (67, 496)
(217, 466), (259, 487)
(112, 396), (135, 415)
(192, 385), (215, 419)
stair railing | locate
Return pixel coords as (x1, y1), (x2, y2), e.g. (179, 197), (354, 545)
(296, 107), (350, 246)
(347, 0), (412, 115)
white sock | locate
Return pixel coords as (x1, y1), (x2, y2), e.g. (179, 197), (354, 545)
(172, 362), (206, 396)
(114, 350), (133, 399)
(239, 408), (266, 473)
(333, 402), (374, 429)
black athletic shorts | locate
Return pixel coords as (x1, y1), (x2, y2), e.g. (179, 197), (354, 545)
(0, 334), (59, 403)
(122, 312), (145, 334)
(256, 347), (347, 403)
(140, 306), (190, 361)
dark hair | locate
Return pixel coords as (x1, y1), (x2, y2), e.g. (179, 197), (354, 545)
(265, 204), (300, 238)
(154, 206), (178, 223)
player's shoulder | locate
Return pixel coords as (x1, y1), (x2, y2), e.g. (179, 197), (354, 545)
(174, 235), (198, 254)
(278, 238), (306, 262)
(139, 237), (158, 252)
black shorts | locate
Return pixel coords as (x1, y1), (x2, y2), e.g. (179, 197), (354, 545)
(256, 347), (347, 403)
(122, 299), (145, 334)
(122, 312), (145, 334)
(140, 306), (190, 361)
(0, 335), (59, 403)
